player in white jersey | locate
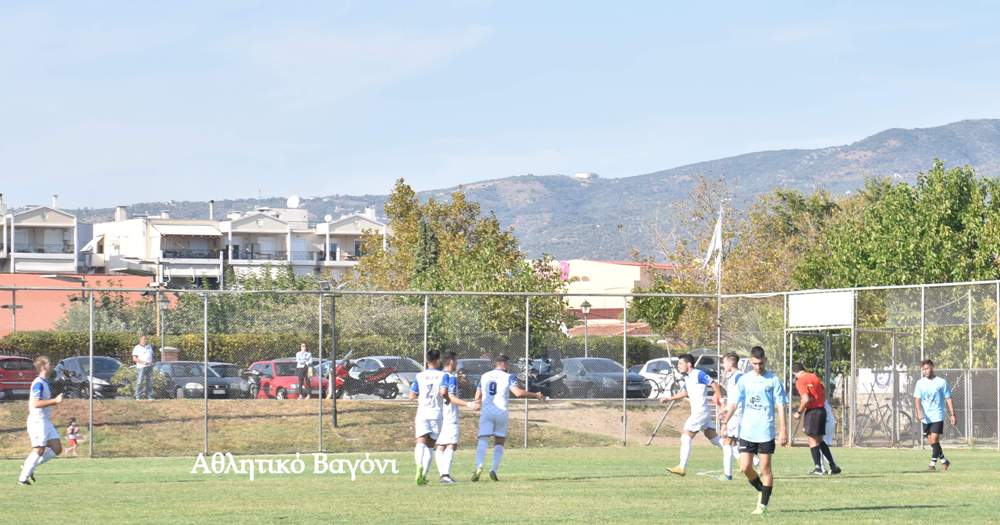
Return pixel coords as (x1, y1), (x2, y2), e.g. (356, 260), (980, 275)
(408, 350), (448, 486)
(434, 351), (480, 483)
(472, 354), (543, 482)
(661, 353), (722, 477)
(18, 356), (64, 486)
(717, 352), (744, 481)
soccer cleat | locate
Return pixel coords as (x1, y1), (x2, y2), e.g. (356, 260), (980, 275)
(941, 460), (950, 471)
(415, 466), (427, 486)
(471, 467), (482, 482)
(17, 479), (31, 486)
(440, 475), (456, 484)
(489, 470), (499, 481)
(29, 474), (36, 483)
(666, 465), (686, 477)
(717, 474), (733, 481)
(829, 464), (842, 475)
(751, 504), (767, 515)
(809, 467), (825, 476)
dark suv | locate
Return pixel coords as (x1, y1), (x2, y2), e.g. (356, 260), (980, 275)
(561, 357), (649, 399)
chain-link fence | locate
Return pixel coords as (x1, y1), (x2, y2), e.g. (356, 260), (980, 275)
(1, 282), (999, 458)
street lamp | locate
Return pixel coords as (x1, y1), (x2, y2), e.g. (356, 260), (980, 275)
(581, 300), (591, 358)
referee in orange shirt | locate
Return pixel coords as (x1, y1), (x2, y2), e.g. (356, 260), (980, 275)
(792, 363), (841, 475)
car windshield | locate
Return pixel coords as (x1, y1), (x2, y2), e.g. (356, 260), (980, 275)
(459, 360), (492, 374)
(1, 359), (34, 370)
(170, 363), (219, 378)
(581, 359), (623, 373)
(379, 358), (422, 373)
(81, 358), (122, 375)
(211, 365), (242, 378)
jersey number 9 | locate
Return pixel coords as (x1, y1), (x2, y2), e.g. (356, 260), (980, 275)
(488, 382), (497, 396)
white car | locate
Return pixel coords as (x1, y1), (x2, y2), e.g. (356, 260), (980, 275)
(349, 356), (423, 395)
(636, 357), (682, 399)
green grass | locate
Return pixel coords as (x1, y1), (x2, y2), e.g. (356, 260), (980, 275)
(3, 445), (999, 524)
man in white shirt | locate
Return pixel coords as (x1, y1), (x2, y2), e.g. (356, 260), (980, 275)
(132, 335), (154, 400)
(295, 343), (313, 400)
(472, 354), (544, 482)
(408, 350), (448, 485)
(18, 356), (64, 486)
(662, 353), (723, 477)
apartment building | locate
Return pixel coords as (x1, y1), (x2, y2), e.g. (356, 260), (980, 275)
(1, 194), (78, 274)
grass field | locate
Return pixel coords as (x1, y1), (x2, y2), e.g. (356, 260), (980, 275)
(3, 445), (999, 524)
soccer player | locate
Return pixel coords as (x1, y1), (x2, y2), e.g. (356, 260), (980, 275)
(717, 352), (743, 481)
(408, 350), (448, 486)
(721, 346), (788, 515)
(472, 354), (544, 482)
(435, 351), (480, 484)
(662, 353), (723, 477)
(792, 363), (841, 475)
(913, 359), (957, 471)
(18, 356), (64, 486)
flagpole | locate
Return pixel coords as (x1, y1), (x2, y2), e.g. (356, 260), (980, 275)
(715, 203), (724, 360)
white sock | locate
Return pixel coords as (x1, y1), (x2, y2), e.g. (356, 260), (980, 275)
(19, 451), (41, 482)
(414, 443), (427, 471)
(475, 438), (488, 469)
(39, 448), (56, 465)
(709, 435), (722, 448)
(491, 445), (504, 472)
(732, 446), (740, 460)
(722, 444), (733, 477)
(679, 434), (692, 468)
(435, 448), (447, 476)
(441, 448), (455, 476)
(422, 447), (434, 475)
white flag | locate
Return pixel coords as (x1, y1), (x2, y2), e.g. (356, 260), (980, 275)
(701, 212), (722, 277)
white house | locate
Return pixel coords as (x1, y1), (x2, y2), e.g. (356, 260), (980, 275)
(3, 204), (78, 274)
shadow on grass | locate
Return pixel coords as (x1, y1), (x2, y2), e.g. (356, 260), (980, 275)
(781, 504), (966, 513)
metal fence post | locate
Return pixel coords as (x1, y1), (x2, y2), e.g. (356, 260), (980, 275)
(203, 293), (209, 454)
(995, 281), (999, 452)
(849, 290), (857, 448)
(88, 290), (94, 458)
(622, 300), (628, 447)
(318, 294), (324, 452)
(331, 295), (338, 429)
(423, 295), (429, 368)
(920, 285), (925, 450)
(968, 288), (973, 445)
(524, 296), (530, 449)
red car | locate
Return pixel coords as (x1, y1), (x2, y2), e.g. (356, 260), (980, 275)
(247, 358), (328, 399)
(0, 356), (36, 401)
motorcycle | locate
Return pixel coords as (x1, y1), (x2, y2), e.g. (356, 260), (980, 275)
(525, 358), (569, 399)
(334, 355), (399, 400)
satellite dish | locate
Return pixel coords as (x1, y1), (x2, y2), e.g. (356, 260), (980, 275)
(324, 214), (333, 223)
(286, 195), (301, 209)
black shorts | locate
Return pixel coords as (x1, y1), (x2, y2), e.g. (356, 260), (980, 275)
(803, 407), (827, 436)
(923, 421), (944, 437)
(738, 439), (776, 455)
(296, 367), (310, 390)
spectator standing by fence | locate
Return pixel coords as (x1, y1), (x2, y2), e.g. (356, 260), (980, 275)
(296, 343), (313, 399)
(132, 336), (154, 400)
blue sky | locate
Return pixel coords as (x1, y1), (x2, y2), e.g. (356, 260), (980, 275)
(3, 1), (1000, 208)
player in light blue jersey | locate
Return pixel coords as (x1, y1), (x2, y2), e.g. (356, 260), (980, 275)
(435, 351), (480, 484)
(722, 346), (788, 515)
(913, 359), (956, 471)
(718, 352), (744, 481)
(18, 356), (64, 486)
(472, 354), (543, 482)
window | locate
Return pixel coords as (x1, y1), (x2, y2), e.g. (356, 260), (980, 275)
(1, 358), (33, 370)
(327, 243), (338, 260)
(354, 240), (363, 257)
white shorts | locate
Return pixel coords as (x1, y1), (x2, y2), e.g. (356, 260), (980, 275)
(724, 414), (741, 438)
(478, 410), (510, 438)
(415, 417), (442, 440)
(28, 419), (60, 448)
(683, 411), (715, 433)
(437, 420), (460, 446)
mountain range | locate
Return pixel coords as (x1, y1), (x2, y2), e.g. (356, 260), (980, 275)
(69, 119), (1000, 260)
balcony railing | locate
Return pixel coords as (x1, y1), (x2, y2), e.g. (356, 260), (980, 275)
(162, 249), (222, 259)
(289, 250), (317, 262)
(14, 243), (74, 254)
(232, 250), (287, 261)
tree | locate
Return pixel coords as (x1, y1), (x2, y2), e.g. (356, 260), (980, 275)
(630, 273), (685, 337)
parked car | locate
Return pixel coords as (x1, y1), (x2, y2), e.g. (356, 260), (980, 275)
(53, 356), (123, 399)
(152, 361), (230, 399)
(208, 362), (253, 398)
(247, 358), (329, 399)
(455, 358), (494, 397)
(0, 355), (35, 401)
(349, 356), (422, 395)
(560, 357), (649, 399)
